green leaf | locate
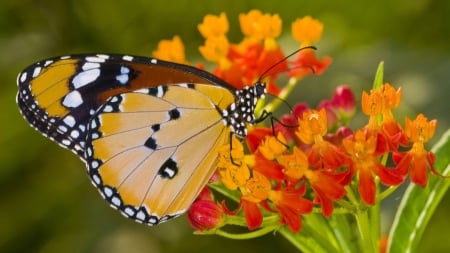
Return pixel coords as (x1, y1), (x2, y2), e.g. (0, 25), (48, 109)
(373, 61), (384, 89)
(387, 128), (450, 252)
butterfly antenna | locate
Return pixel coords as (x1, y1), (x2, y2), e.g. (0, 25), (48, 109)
(258, 45), (317, 81)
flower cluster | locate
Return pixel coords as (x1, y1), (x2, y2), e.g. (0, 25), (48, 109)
(153, 10), (331, 96)
(153, 10), (439, 237)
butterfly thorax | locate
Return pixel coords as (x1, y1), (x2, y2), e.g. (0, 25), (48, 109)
(221, 82), (266, 138)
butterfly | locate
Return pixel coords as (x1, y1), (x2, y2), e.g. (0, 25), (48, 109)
(16, 54), (266, 225)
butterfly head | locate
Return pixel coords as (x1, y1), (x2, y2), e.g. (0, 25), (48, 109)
(222, 82), (266, 138)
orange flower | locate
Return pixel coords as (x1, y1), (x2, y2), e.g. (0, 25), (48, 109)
(239, 10), (282, 42)
(217, 136), (251, 190)
(198, 12), (229, 39)
(343, 130), (404, 204)
(246, 127), (273, 152)
(253, 152), (285, 180)
(393, 114), (437, 187)
(296, 109), (348, 170)
(291, 16), (324, 46)
(241, 171), (271, 203)
(289, 16), (331, 79)
(278, 147), (309, 180)
(213, 41), (287, 92)
(308, 170), (347, 216)
(197, 13), (232, 72)
(240, 171), (272, 231)
(198, 35), (230, 69)
(277, 147), (346, 216)
(405, 113), (436, 143)
(240, 199), (263, 230)
(218, 162), (250, 191)
(258, 133), (288, 161)
(289, 49), (332, 79)
(152, 35), (187, 64)
(268, 188), (313, 232)
(361, 83), (408, 152)
(296, 108), (328, 144)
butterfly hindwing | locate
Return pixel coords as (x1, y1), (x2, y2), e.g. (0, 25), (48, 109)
(85, 84), (235, 224)
(17, 54), (233, 158)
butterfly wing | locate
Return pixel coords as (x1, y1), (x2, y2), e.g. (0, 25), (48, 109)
(16, 54), (233, 158)
(85, 84), (234, 224)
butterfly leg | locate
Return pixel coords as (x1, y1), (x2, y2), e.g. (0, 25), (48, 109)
(253, 110), (290, 148)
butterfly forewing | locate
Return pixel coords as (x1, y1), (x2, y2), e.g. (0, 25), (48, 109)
(85, 84), (235, 224)
(17, 54), (233, 158)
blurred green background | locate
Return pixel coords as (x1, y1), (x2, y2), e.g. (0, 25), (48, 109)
(1, 0), (449, 252)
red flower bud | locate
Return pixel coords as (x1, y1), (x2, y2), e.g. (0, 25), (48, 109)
(331, 85), (356, 116)
(187, 200), (224, 231)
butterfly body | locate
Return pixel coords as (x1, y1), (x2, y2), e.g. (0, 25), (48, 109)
(17, 54), (265, 225)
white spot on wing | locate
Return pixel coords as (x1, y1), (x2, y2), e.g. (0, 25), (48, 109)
(92, 174), (101, 185)
(32, 67), (41, 78)
(124, 207), (135, 216)
(164, 167), (175, 178)
(103, 187), (113, 197)
(111, 196), (121, 207)
(123, 55), (134, 61)
(91, 160), (99, 169)
(85, 56), (106, 63)
(116, 74), (129, 84)
(86, 147), (92, 157)
(58, 125), (68, 133)
(44, 60), (54, 67)
(120, 66), (130, 74)
(72, 69), (100, 88)
(90, 119), (97, 129)
(63, 115), (76, 127)
(156, 86), (164, 97)
(116, 66), (130, 84)
(102, 105), (114, 112)
(19, 72), (27, 83)
(62, 90), (83, 108)
(70, 130), (80, 138)
(96, 54), (110, 59)
(134, 88), (149, 93)
(136, 210), (146, 221)
(91, 132), (99, 139)
(62, 139), (71, 146)
(82, 62), (100, 70)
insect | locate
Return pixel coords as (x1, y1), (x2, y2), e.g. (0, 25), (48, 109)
(16, 54), (266, 225)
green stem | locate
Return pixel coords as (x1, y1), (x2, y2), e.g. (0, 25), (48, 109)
(208, 183), (240, 202)
(330, 215), (355, 253)
(279, 220), (339, 253)
(369, 178), (381, 253)
(263, 77), (299, 113)
(214, 225), (278, 240)
(344, 185), (358, 204)
(377, 185), (398, 201)
(225, 214), (280, 227)
(355, 209), (375, 253)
